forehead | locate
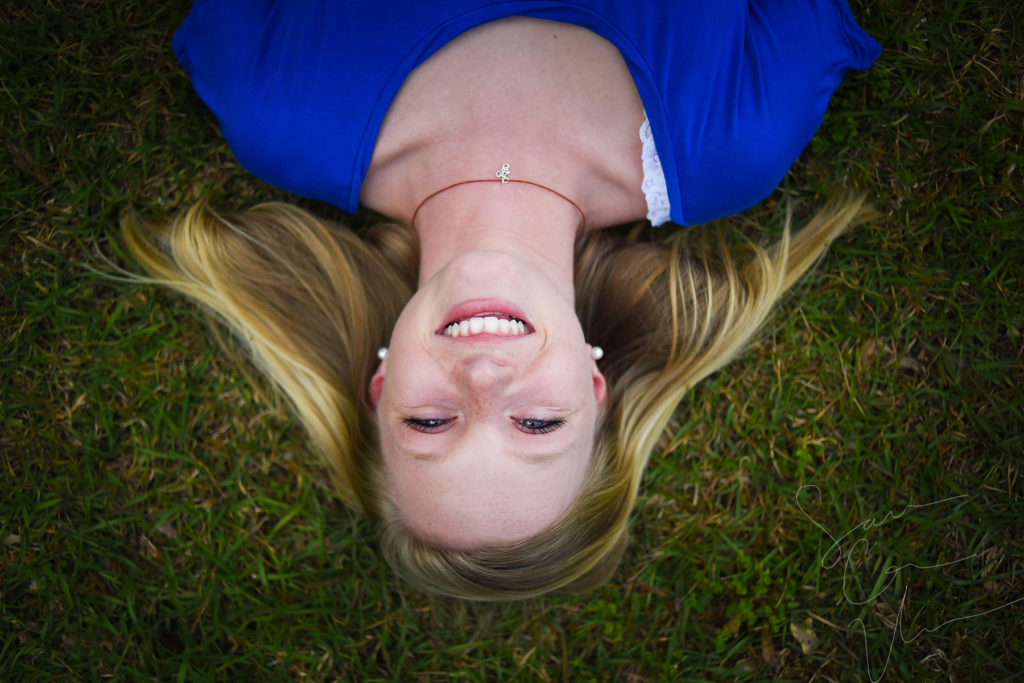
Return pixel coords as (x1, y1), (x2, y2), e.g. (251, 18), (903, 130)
(379, 421), (596, 550)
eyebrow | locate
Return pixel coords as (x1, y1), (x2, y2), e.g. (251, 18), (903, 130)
(395, 445), (445, 462)
(394, 443), (578, 465)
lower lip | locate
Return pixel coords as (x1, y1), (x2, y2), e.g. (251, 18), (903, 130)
(439, 298), (531, 331)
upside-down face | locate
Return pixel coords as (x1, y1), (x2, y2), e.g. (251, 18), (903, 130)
(370, 249), (606, 550)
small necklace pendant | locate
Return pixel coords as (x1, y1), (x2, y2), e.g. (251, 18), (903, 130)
(496, 163), (511, 184)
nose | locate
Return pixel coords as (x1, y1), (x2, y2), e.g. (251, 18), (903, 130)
(456, 354), (514, 395)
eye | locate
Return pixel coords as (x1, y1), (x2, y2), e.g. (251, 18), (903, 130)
(402, 417), (452, 433)
(514, 417), (566, 435)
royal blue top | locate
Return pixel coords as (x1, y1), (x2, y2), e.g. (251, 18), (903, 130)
(173, 0), (880, 225)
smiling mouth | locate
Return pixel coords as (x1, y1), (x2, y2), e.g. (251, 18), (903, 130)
(440, 313), (532, 338)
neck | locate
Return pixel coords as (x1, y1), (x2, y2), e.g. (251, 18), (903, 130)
(412, 179), (582, 301)
(412, 178), (586, 233)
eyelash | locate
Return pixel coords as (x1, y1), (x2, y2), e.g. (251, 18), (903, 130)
(401, 417), (566, 434)
(402, 417), (450, 433)
(515, 418), (566, 434)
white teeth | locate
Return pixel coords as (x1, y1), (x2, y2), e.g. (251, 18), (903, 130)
(443, 316), (530, 338)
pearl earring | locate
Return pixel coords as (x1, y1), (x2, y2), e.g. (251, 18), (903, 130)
(590, 346), (604, 361)
(377, 347), (388, 360)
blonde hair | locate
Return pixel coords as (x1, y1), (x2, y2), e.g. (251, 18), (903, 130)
(123, 195), (873, 599)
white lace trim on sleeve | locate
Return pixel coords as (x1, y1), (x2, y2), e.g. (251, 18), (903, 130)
(639, 113), (671, 227)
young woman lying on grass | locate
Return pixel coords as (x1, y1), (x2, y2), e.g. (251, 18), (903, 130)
(124, 0), (880, 599)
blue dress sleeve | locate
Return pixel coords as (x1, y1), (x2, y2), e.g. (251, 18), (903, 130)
(173, 1), (377, 212)
(661, 0), (881, 224)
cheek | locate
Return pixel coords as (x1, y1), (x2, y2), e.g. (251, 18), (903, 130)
(538, 354), (599, 401)
(374, 344), (444, 403)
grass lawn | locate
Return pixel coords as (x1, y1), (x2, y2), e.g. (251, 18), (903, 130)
(2, 1), (1021, 680)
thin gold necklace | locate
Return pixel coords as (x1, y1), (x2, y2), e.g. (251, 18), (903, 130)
(410, 163), (586, 231)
